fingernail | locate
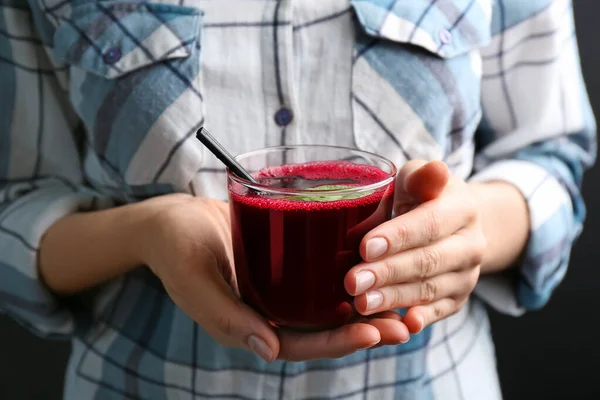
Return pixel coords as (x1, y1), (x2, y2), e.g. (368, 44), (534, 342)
(366, 238), (388, 260)
(400, 337), (410, 344)
(365, 290), (384, 311)
(360, 339), (381, 350)
(355, 271), (376, 294)
(247, 335), (273, 362)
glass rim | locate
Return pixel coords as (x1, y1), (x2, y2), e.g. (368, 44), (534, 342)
(226, 144), (397, 196)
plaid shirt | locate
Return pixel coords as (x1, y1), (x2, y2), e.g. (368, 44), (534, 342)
(0, 0), (595, 398)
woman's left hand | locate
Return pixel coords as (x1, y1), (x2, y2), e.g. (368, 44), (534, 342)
(345, 160), (486, 335)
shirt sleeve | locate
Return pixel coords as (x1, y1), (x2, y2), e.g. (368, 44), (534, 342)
(470, 0), (596, 316)
(0, 4), (113, 337)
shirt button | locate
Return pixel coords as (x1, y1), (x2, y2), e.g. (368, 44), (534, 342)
(439, 28), (452, 45)
(274, 107), (294, 126)
(103, 47), (122, 65)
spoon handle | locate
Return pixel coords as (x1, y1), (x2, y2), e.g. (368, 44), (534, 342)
(196, 127), (257, 183)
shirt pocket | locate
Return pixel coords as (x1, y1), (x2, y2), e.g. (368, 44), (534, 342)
(350, 0), (492, 177)
(50, 2), (206, 197)
(53, 1), (202, 79)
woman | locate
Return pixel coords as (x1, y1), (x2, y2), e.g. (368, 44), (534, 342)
(0, 0), (595, 398)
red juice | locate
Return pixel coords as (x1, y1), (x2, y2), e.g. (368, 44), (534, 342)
(229, 161), (395, 330)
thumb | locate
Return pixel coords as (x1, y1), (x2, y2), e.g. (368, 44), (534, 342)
(394, 160), (450, 213)
(199, 267), (281, 362)
(169, 234), (281, 362)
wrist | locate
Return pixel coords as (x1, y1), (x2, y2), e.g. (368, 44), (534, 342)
(128, 193), (199, 271)
(467, 180), (530, 273)
(113, 202), (153, 268)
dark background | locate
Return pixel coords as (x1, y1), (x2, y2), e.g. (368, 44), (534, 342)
(1, 2), (599, 400)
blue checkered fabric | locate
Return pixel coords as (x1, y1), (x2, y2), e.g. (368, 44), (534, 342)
(0, 0), (595, 398)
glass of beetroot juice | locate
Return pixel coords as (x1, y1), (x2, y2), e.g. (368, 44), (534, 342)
(227, 145), (397, 331)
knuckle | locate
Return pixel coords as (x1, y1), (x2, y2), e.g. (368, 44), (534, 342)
(382, 258), (398, 284)
(416, 247), (441, 278)
(389, 287), (405, 308)
(461, 190), (479, 221)
(469, 245), (485, 267)
(425, 210), (442, 243)
(466, 231), (486, 267)
(420, 279), (437, 303)
(432, 302), (445, 320)
(392, 222), (410, 249)
(215, 314), (234, 337)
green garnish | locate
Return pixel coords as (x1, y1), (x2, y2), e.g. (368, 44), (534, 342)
(286, 185), (374, 202)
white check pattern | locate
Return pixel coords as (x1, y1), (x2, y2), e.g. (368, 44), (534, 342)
(0, 0), (595, 399)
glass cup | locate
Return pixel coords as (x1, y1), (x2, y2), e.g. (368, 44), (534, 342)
(227, 145), (397, 330)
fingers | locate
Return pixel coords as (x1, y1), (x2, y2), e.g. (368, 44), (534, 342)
(360, 183), (477, 262)
(278, 323), (381, 361)
(373, 310), (404, 321)
(403, 298), (468, 334)
(278, 312), (409, 361)
(352, 268), (480, 316)
(346, 233), (486, 295)
(362, 314), (410, 346)
(166, 248), (280, 362)
(201, 270), (282, 359)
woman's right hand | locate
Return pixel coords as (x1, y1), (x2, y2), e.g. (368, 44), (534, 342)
(136, 194), (409, 362)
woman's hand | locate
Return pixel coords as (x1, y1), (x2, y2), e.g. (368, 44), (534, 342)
(344, 161), (486, 334)
(137, 194), (409, 362)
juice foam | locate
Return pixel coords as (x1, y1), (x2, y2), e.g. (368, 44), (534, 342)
(230, 161), (394, 211)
